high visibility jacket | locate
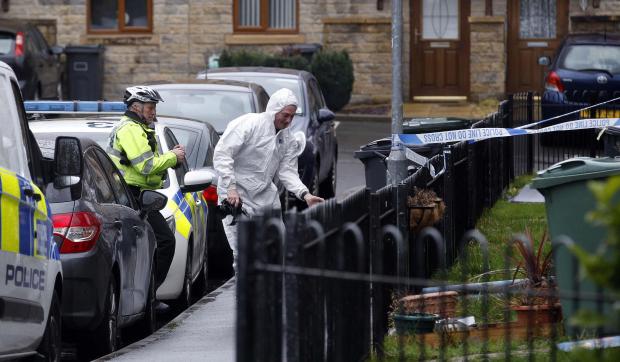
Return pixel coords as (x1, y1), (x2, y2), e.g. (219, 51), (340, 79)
(107, 111), (177, 190)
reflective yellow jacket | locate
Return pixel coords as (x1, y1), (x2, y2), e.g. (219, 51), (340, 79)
(107, 112), (177, 190)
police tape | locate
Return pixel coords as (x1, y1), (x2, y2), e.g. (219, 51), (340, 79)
(397, 117), (620, 146)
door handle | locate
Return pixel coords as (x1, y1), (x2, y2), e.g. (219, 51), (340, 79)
(23, 188), (42, 201)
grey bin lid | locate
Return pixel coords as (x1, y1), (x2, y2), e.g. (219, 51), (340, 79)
(64, 44), (104, 54)
(403, 117), (474, 134)
(531, 157), (620, 190)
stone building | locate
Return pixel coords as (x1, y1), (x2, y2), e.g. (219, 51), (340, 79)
(0, 0), (618, 103)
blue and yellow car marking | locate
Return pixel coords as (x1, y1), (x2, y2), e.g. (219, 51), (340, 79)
(0, 167), (57, 261)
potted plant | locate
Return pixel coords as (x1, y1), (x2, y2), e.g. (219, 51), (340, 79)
(510, 229), (563, 328)
(408, 188), (445, 233)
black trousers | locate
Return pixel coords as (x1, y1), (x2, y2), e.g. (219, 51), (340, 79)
(129, 186), (176, 289)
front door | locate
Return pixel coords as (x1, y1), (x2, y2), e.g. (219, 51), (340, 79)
(507, 0), (569, 93)
(410, 0), (470, 98)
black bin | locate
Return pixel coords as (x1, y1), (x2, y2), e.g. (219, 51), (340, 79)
(64, 45), (104, 101)
(354, 138), (443, 192)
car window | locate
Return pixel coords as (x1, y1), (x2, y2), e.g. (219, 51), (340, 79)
(0, 32), (14, 55)
(308, 78), (325, 108)
(83, 150), (116, 204)
(163, 128), (188, 183)
(208, 74), (305, 115)
(258, 88), (270, 111)
(32, 28), (51, 52)
(559, 45), (620, 74)
(156, 89), (253, 132)
(0, 79), (31, 179)
(167, 125), (200, 169)
(94, 149), (134, 209)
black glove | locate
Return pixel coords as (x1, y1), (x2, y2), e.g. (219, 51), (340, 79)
(218, 199), (248, 226)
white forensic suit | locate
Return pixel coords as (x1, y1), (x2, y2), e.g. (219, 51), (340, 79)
(213, 88), (309, 266)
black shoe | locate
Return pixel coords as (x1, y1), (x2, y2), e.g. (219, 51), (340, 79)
(154, 301), (171, 314)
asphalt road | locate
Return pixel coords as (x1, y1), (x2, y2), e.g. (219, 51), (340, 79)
(335, 117), (390, 198)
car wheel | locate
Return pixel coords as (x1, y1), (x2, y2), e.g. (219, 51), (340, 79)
(36, 290), (61, 361)
(136, 263), (157, 336)
(175, 245), (193, 310)
(96, 276), (121, 355)
(319, 156), (337, 199)
(194, 251), (209, 297)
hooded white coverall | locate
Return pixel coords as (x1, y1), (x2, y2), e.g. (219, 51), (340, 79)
(213, 88), (309, 264)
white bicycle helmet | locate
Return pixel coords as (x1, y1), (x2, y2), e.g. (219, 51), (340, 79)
(123, 86), (164, 105)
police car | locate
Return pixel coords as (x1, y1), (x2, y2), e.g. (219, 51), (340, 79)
(0, 63), (62, 360)
(27, 113), (214, 309)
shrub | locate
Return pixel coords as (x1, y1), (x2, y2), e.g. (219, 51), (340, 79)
(217, 48), (355, 111)
(309, 50), (354, 112)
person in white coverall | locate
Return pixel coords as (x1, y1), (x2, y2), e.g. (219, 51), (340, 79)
(213, 88), (324, 269)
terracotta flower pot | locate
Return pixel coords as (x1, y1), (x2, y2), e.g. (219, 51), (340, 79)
(512, 303), (563, 328)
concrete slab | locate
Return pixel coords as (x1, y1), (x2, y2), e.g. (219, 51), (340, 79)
(99, 278), (236, 362)
(510, 184), (545, 203)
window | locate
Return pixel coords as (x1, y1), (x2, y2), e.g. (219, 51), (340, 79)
(234, 0), (298, 33)
(88, 0), (152, 34)
(519, 0), (556, 39)
(83, 151), (116, 204)
(95, 149), (135, 209)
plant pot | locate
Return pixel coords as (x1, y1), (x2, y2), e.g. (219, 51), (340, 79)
(393, 313), (439, 335)
(399, 291), (458, 318)
(512, 303), (563, 328)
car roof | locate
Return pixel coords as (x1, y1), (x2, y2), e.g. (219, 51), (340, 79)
(28, 115), (207, 133)
(148, 78), (264, 93)
(563, 33), (620, 45)
(208, 66), (307, 79)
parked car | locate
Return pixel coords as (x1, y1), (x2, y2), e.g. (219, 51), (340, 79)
(156, 117), (232, 276)
(540, 33), (620, 122)
(150, 79), (269, 133)
(201, 67), (338, 199)
(0, 61), (63, 361)
(30, 132), (164, 355)
(28, 117), (214, 310)
(0, 19), (64, 100)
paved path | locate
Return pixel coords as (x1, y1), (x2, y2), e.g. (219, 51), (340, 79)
(99, 279), (236, 362)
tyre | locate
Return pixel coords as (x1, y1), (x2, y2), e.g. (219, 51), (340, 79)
(95, 276), (121, 355)
(136, 263), (157, 336)
(35, 290), (61, 361)
(174, 245), (192, 310)
(319, 156), (337, 199)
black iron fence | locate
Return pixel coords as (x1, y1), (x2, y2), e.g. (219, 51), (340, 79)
(236, 94), (618, 361)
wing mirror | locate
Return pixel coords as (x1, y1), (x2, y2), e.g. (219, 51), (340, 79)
(53, 136), (82, 188)
(318, 108), (335, 123)
(50, 46), (64, 56)
(538, 56), (551, 66)
(139, 190), (168, 218)
(180, 168), (216, 193)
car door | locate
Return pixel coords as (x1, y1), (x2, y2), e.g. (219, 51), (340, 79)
(94, 148), (151, 315)
(306, 78), (329, 179)
(30, 28), (55, 99)
(163, 128), (206, 280)
(82, 150), (136, 316)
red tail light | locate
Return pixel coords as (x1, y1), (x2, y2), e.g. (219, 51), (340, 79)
(53, 212), (101, 254)
(202, 185), (218, 206)
(545, 71), (564, 93)
(14, 32), (24, 57)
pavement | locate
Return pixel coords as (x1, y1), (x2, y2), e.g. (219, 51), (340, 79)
(510, 184), (545, 203)
(337, 101), (498, 121)
(99, 278), (237, 362)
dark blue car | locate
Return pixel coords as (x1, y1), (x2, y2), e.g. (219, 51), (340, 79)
(541, 33), (620, 123)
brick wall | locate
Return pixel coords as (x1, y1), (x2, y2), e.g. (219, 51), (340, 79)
(469, 17), (505, 101)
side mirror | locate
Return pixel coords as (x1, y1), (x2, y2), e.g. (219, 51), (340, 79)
(538, 56), (551, 66)
(50, 46), (64, 56)
(318, 108), (335, 123)
(54, 137), (82, 188)
(180, 168), (216, 193)
(140, 190), (168, 218)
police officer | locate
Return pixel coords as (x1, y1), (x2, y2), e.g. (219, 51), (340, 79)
(107, 86), (185, 295)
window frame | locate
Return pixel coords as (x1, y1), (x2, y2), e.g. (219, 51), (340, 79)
(233, 0), (299, 34)
(87, 0), (153, 35)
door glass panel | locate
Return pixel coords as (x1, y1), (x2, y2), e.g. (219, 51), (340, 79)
(422, 0), (459, 40)
(519, 0), (556, 39)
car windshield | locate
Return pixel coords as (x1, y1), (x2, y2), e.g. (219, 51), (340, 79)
(210, 75), (304, 115)
(559, 44), (620, 74)
(0, 33), (14, 55)
(155, 89), (254, 133)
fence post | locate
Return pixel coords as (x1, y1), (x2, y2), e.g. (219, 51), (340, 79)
(526, 92), (535, 173)
(396, 182), (410, 281)
(285, 212), (300, 362)
(236, 217), (256, 362)
(442, 146), (455, 264)
(369, 192), (384, 358)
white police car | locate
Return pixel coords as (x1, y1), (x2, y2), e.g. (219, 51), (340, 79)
(27, 115), (214, 309)
(0, 62), (63, 360)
